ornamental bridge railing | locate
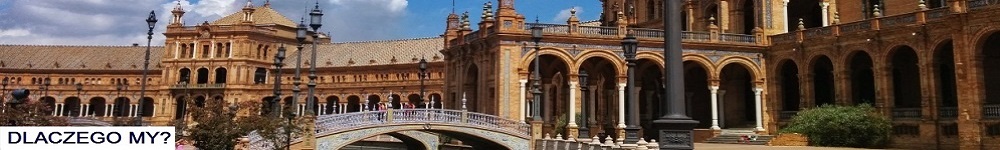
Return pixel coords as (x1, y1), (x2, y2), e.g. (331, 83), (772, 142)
(246, 108), (530, 150)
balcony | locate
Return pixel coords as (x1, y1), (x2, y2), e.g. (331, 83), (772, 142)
(170, 83), (226, 90)
(939, 107), (957, 119)
(770, 6), (957, 45)
(985, 104), (1000, 119)
(892, 108), (922, 119)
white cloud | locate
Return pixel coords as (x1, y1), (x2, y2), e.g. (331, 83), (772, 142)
(0, 28), (31, 37)
(0, 0), (410, 45)
(553, 6), (582, 22)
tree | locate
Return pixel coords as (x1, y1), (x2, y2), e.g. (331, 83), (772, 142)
(0, 97), (67, 126)
(181, 99), (302, 150)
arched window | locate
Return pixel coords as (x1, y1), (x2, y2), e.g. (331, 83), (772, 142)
(214, 68), (227, 84)
(179, 68), (191, 84)
(215, 43), (224, 58)
(254, 68), (267, 84)
(196, 68), (209, 84)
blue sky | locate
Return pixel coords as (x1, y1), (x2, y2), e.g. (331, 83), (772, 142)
(0, 0), (602, 45)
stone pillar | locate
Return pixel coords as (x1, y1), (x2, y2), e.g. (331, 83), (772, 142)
(55, 104), (62, 116)
(782, 0), (790, 33)
(520, 79), (528, 122)
(719, 0), (729, 32)
(710, 86), (721, 130)
(821, 2), (830, 26)
(109, 104), (115, 117)
(79, 104), (85, 117)
(754, 87), (765, 131)
(83, 104), (89, 117)
(568, 81), (579, 138)
(617, 83), (627, 130)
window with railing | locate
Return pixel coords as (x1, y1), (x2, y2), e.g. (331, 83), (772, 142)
(941, 123), (959, 137)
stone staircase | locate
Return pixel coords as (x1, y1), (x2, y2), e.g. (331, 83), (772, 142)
(703, 129), (774, 145)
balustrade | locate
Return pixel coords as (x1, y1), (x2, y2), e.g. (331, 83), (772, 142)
(939, 107), (957, 118)
(720, 33), (756, 43)
(892, 108), (922, 119)
(985, 104), (1000, 119)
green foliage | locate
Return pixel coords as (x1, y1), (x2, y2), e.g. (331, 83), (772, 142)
(0, 100), (67, 126)
(553, 113), (584, 135)
(181, 99), (301, 150)
(780, 104), (891, 148)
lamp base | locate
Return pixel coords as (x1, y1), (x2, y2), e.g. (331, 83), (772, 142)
(652, 118), (699, 150)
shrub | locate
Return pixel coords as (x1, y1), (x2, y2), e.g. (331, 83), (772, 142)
(780, 104), (891, 148)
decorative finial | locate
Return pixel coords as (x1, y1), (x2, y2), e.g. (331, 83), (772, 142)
(388, 91), (394, 109)
(173, 0), (184, 12)
(430, 96), (436, 109)
(873, 5), (882, 17)
(461, 92), (467, 111)
(833, 12), (840, 24)
(263, 0), (270, 7)
(798, 18), (805, 30)
(709, 15), (716, 26)
(244, 0), (253, 8)
(918, 0), (927, 10)
(571, 7), (577, 16)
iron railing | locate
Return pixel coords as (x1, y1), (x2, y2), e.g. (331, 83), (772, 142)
(892, 108), (923, 119)
(939, 107), (957, 118)
(984, 104), (1000, 119)
(969, 0), (1000, 10)
(720, 33), (756, 43)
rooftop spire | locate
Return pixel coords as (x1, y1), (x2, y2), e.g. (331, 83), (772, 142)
(244, 0), (253, 9)
(263, 0), (270, 7)
(172, 0), (183, 12)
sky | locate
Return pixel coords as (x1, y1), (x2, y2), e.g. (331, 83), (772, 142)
(0, 0), (602, 46)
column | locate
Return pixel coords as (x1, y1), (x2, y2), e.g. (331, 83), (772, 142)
(519, 79), (527, 121)
(209, 41), (216, 58)
(568, 81), (578, 129)
(710, 86), (721, 130)
(821, 2), (830, 26)
(340, 103), (346, 113)
(151, 104), (156, 117)
(83, 104), (89, 117)
(55, 104), (62, 116)
(719, 0), (729, 32)
(754, 87), (765, 131)
(782, 0), (790, 33)
(320, 104), (326, 115)
(617, 83), (626, 129)
(109, 104), (115, 117)
(79, 104), (85, 117)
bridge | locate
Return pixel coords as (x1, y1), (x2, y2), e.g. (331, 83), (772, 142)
(247, 108), (532, 150)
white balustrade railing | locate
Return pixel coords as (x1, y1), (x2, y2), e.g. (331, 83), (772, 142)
(250, 108), (531, 150)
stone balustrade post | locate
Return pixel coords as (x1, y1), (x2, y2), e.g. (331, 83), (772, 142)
(708, 17), (720, 43)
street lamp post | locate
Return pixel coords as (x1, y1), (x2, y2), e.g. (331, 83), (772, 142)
(292, 19), (306, 120)
(43, 78), (50, 100)
(272, 46), (287, 118)
(578, 70), (590, 138)
(622, 33), (640, 143)
(306, 2), (323, 117)
(655, 0), (700, 149)
(76, 83), (83, 117)
(137, 11), (157, 126)
(530, 20), (544, 123)
(419, 58), (428, 107)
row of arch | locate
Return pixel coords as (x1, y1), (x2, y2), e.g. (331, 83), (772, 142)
(775, 31), (1000, 118)
(177, 67), (227, 84)
(171, 94), (444, 120)
(34, 96), (154, 117)
(454, 46), (765, 139)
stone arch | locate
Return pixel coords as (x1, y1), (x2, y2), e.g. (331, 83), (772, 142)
(684, 60), (713, 128)
(973, 29), (1000, 104)
(179, 68), (191, 84)
(718, 61), (757, 128)
(573, 50), (626, 75)
(196, 68), (209, 84)
(214, 67), (227, 84)
(683, 54), (718, 79)
(716, 56), (763, 81)
(636, 51), (664, 68)
(260, 96), (275, 116)
(519, 47), (575, 72)
(846, 50), (876, 105)
(810, 55), (836, 106)
(932, 40), (958, 109)
(324, 96), (340, 114)
(140, 97), (154, 117)
(776, 59), (801, 112)
(347, 95), (362, 112)
(63, 97), (82, 117)
(89, 97), (107, 117)
(888, 45), (922, 110)
(39, 96), (56, 116)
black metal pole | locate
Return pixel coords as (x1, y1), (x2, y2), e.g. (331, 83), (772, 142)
(655, 0), (699, 149)
(272, 46), (286, 118)
(137, 11), (155, 126)
(625, 48), (640, 143)
(578, 70), (589, 138)
(531, 38), (542, 122)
